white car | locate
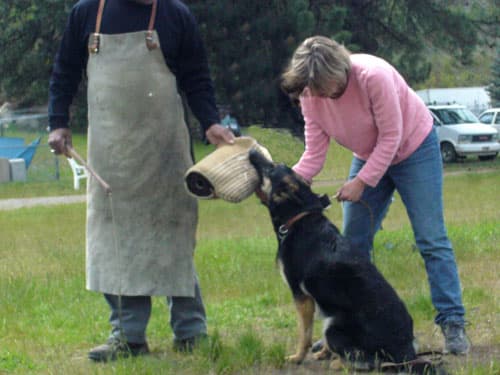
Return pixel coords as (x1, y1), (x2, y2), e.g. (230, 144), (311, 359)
(427, 105), (500, 163)
(478, 108), (500, 135)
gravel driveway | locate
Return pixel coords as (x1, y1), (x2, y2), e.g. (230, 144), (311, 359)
(0, 195), (86, 210)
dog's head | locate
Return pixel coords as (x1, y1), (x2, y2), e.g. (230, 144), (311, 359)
(249, 149), (330, 224)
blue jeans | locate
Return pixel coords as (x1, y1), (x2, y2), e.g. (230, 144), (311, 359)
(104, 274), (207, 344)
(342, 129), (465, 326)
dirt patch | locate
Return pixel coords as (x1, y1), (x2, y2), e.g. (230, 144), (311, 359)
(311, 167), (500, 189)
(258, 343), (499, 374)
(444, 344), (500, 371)
(0, 194), (85, 210)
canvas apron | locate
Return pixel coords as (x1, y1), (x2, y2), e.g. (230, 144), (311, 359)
(85, 0), (197, 297)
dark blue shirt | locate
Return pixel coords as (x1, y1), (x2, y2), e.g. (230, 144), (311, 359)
(49, 0), (219, 131)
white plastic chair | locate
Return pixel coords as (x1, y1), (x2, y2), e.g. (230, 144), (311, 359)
(66, 157), (88, 190)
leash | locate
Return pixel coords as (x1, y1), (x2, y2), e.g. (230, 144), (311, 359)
(380, 351), (445, 373)
(67, 147), (126, 344)
(330, 193), (377, 263)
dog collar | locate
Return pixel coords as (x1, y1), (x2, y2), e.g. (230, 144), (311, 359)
(278, 211), (312, 242)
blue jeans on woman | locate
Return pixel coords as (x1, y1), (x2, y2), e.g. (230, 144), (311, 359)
(342, 128), (465, 326)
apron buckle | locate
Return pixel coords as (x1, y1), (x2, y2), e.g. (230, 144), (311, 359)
(88, 33), (101, 54)
(145, 31), (158, 50)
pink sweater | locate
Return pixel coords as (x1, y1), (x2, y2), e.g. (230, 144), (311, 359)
(292, 54), (433, 187)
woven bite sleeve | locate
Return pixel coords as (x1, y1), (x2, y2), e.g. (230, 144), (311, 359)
(184, 171), (215, 198)
(184, 137), (272, 203)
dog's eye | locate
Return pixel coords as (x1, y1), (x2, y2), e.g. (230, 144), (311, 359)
(272, 190), (290, 204)
(282, 175), (300, 192)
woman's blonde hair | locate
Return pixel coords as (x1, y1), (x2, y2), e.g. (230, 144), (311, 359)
(281, 36), (351, 101)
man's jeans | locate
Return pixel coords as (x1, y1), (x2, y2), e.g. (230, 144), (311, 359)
(342, 129), (465, 326)
(104, 275), (207, 344)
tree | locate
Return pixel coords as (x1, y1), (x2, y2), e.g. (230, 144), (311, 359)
(464, 0), (499, 49)
(188, 0), (320, 134)
(487, 46), (500, 107)
(0, 1), (87, 128)
(0, 0), (491, 136)
(417, 1), (499, 90)
(187, 0), (481, 134)
(0, 1), (71, 105)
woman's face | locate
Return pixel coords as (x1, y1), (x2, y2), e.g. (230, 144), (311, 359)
(311, 81), (345, 99)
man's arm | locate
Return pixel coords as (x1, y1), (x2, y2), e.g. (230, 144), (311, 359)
(174, 7), (233, 145)
(48, 5), (87, 154)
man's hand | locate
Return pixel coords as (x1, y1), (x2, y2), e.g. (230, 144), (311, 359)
(205, 123), (235, 146)
(335, 176), (366, 202)
(48, 128), (73, 157)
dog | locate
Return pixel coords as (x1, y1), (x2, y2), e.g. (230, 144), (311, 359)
(249, 149), (445, 374)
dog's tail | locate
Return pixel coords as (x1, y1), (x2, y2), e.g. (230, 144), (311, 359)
(380, 352), (450, 374)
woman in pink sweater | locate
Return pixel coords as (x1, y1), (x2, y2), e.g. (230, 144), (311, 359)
(281, 36), (469, 355)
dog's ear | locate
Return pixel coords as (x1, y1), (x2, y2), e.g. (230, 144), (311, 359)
(290, 171), (327, 208)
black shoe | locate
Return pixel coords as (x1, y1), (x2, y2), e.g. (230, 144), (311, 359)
(173, 333), (208, 353)
(441, 322), (471, 355)
(88, 338), (149, 362)
(311, 339), (324, 353)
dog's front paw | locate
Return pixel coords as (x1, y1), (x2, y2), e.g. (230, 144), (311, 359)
(313, 346), (333, 361)
(286, 353), (306, 364)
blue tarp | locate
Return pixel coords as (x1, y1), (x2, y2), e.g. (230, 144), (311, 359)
(0, 137), (41, 168)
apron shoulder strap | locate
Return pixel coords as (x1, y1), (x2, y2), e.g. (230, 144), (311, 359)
(88, 0), (159, 54)
(95, 0), (106, 34)
(88, 0), (106, 54)
(145, 0), (159, 50)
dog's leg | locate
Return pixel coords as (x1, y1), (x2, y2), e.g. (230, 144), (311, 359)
(313, 318), (335, 360)
(287, 296), (315, 364)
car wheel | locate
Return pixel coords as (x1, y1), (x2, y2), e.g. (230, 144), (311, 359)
(478, 153), (498, 161)
(441, 142), (457, 163)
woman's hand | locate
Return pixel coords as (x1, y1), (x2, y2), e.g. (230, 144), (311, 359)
(335, 176), (366, 202)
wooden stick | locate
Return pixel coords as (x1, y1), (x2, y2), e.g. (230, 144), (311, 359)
(67, 146), (112, 194)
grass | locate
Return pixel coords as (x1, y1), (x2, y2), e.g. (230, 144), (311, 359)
(0, 126), (499, 374)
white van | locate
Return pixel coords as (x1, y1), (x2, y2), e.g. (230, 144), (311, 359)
(478, 108), (500, 134)
(427, 105), (499, 162)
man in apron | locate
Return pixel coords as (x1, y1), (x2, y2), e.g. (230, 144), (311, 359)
(48, 0), (234, 362)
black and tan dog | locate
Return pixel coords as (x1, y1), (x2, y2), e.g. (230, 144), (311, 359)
(249, 150), (443, 373)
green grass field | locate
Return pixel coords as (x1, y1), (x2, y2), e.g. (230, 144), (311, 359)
(0, 126), (499, 374)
